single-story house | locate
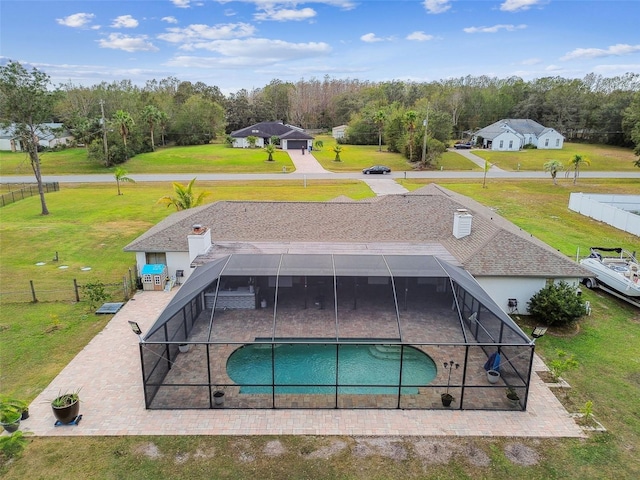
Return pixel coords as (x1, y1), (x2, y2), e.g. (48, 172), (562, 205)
(332, 125), (348, 139)
(125, 183), (591, 411)
(472, 119), (564, 151)
(124, 183), (589, 315)
(230, 121), (314, 150)
(0, 123), (73, 151)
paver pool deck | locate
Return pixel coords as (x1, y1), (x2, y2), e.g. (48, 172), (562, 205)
(21, 289), (585, 438)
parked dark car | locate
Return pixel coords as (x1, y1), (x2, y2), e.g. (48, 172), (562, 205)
(454, 142), (473, 149)
(362, 165), (391, 174)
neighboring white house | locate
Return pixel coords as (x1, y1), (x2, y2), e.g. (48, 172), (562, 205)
(332, 125), (348, 140)
(230, 121), (314, 150)
(472, 119), (564, 151)
(124, 184), (590, 315)
(0, 123), (73, 151)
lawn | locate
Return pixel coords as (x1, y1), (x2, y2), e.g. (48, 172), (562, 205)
(1, 179), (639, 478)
(471, 142), (638, 171)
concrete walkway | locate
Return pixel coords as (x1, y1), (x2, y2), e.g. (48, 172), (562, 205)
(21, 290), (585, 438)
(449, 148), (504, 172)
(287, 148), (331, 173)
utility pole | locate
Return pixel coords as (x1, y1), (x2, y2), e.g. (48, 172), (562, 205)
(99, 99), (108, 166)
(421, 104), (430, 166)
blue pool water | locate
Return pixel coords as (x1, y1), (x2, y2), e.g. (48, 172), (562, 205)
(226, 343), (437, 394)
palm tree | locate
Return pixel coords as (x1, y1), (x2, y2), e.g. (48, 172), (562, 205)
(264, 143), (276, 161)
(404, 110), (418, 161)
(157, 111), (169, 147)
(157, 178), (211, 211)
(141, 105), (160, 151)
(567, 154), (590, 185)
(543, 159), (565, 185)
(332, 145), (342, 162)
(373, 109), (387, 152)
(114, 167), (135, 195)
(112, 110), (134, 158)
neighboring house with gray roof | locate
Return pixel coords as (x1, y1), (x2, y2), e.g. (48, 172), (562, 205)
(230, 121), (314, 150)
(472, 119), (564, 151)
(124, 184), (589, 314)
(0, 123), (73, 151)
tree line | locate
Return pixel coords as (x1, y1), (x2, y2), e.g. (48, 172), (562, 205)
(2, 60), (640, 214)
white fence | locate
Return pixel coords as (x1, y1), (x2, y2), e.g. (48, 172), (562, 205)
(568, 193), (640, 236)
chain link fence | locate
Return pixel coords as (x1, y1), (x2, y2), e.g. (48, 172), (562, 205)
(0, 182), (60, 207)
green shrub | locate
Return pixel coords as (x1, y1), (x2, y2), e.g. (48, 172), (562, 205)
(527, 281), (586, 326)
(0, 431), (29, 460)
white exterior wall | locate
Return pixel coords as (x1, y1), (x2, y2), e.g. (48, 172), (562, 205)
(166, 251), (191, 281)
(537, 131), (564, 149)
(232, 137), (265, 148)
(475, 276), (582, 315)
(491, 132), (522, 151)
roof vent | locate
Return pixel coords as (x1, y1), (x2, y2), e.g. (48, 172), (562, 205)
(453, 209), (472, 239)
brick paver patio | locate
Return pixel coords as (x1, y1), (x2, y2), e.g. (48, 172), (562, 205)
(22, 289), (585, 438)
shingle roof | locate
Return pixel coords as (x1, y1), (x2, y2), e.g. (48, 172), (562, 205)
(474, 119), (555, 140)
(124, 183), (588, 278)
(230, 121), (314, 139)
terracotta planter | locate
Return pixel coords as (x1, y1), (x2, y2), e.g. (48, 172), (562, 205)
(52, 396), (80, 424)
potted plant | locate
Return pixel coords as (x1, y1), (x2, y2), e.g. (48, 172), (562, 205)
(486, 369), (501, 383)
(440, 360), (459, 407)
(0, 401), (21, 433)
(0, 397), (29, 421)
(506, 387), (520, 407)
(213, 386), (226, 406)
(51, 389), (80, 424)
(178, 343), (190, 353)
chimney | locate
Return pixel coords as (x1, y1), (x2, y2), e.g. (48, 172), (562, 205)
(453, 209), (473, 239)
(188, 225), (212, 261)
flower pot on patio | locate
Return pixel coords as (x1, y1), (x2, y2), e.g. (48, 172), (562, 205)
(441, 393), (453, 407)
(213, 391), (225, 406)
(487, 370), (501, 384)
(178, 344), (190, 353)
(51, 392), (80, 424)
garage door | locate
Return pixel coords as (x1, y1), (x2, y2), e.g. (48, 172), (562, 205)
(287, 140), (307, 150)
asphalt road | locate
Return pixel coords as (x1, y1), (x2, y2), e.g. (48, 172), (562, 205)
(1, 170), (639, 184)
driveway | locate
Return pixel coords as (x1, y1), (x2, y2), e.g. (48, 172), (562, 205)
(449, 148), (504, 172)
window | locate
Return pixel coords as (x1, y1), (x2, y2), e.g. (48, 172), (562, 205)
(146, 252), (166, 265)
(499, 140), (504, 148)
(154, 275), (162, 286)
(143, 274), (152, 283)
(509, 140), (513, 149)
(556, 138), (560, 146)
(545, 138), (549, 147)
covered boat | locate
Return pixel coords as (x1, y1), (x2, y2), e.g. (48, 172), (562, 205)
(580, 247), (640, 298)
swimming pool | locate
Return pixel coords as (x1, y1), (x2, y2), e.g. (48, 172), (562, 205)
(226, 343), (437, 394)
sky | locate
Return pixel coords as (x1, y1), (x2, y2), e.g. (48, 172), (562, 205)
(1, 0), (639, 94)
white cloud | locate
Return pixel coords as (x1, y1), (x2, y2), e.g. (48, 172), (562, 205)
(500, 0), (545, 12)
(162, 16), (179, 24)
(254, 8), (316, 21)
(111, 15), (139, 29)
(165, 39), (331, 66)
(520, 57), (542, 65)
(360, 33), (394, 43)
(98, 33), (159, 52)
(56, 13), (95, 28)
(158, 23), (256, 43)
(423, 0), (451, 14)
(593, 63), (640, 74)
(464, 24), (527, 34)
(406, 31), (434, 41)
(561, 44), (640, 61)
(172, 0), (191, 8)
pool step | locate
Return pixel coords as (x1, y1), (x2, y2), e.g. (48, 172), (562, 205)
(368, 345), (423, 361)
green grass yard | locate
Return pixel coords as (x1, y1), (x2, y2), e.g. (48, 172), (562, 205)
(0, 147), (639, 477)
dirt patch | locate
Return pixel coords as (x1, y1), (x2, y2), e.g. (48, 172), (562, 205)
(192, 447), (216, 459)
(305, 440), (348, 459)
(174, 452), (190, 464)
(133, 442), (163, 459)
(503, 443), (540, 466)
(263, 440), (286, 457)
(413, 439), (457, 465)
(353, 437), (407, 460)
(460, 443), (491, 467)
(536, 371), (557, 383)
(232, 439), (255, 463)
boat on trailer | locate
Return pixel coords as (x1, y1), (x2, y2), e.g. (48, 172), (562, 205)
(580, 247), (640, 298)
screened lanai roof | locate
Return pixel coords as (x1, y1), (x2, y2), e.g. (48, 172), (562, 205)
(142, 253), (530, 343)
